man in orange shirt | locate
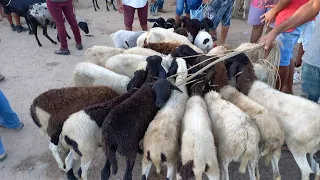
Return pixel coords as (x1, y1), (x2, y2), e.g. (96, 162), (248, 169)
(261, 0), (311, 93)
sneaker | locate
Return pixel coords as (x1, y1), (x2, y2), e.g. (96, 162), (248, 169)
(16, 25), (28, 33)
(54, 49), (70, 55)
(10, 24), (16, 31)
(0, 73), (4, 81)
(158, 8), (167, 13)
(76, 44), (83, 50)
(0, 152), (7, 162)
(0, 122), (24, 131)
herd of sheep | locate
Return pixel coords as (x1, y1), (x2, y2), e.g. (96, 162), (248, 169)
(29, 16), (320, 180)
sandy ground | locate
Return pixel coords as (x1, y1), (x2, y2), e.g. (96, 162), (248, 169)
(0, 0), (303, 179)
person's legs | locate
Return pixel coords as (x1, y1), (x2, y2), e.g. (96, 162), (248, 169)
(0, 91), (22, 129)
(0, 6), (5, 18)
(123, 4), (135, 31)
(0, 137), (7, 162)
(2, 7), (16, 31)
(175, 0), (185, 23)
(220, 2), (234, 44)
(247, 5), (267, 43)
(62, 0), (82, 49)
(276, 26), (303, 92)
(206, 0), (227, 42)
(12, 13), (28, 33)
(47, 1), (70, 54)
(301, 62), (320, 102)
(157, 0), (166, 12)
(282, 58), (295, 94)
(137, 2), (148, 31)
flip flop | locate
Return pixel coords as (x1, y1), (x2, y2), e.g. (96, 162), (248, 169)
(0, 122), (24, 131)
(0, 153), (8, 162)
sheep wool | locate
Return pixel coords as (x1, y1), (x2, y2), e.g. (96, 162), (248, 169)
(204, 91), (260, 180)
(73, 62), (131, 94)
(110, 30), (145, 49)
(194, 30), (214, 53)
(85, 46), (124, 66)
(142, 58), (189, 180)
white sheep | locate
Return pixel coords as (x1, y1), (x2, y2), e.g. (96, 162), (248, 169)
(194, 30), (214, 53)
(137, 32), (148, 47)
(219, 85), (285, 180)
(204, 91), (260, 180)
(141, 58), (189, 180)
(110, 30), (145, 49)
(227, 53), (320, 180)
(104, 54), (147, 78)
(123, 47), (165, 57)
(85, 46), (124, 66)
(179, 82), (220, 180)
(72, 62), (130, 94)
(146, 27), (204, 54)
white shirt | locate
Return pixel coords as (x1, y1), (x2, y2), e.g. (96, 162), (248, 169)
(122, 0), (148, 8)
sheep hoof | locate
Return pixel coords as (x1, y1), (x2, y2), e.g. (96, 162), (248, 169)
(141, 175), (146, 180)
(67, 168), (77, 180)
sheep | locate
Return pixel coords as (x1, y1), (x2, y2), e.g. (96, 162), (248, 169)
(225, 53), (320, 180)
(29, 86), (119, 173)
(141, 58), (189, 180)
(101, 55), (182, 180)
(110, 30), (145, 49)
(72, 62), (131, 94)
(174, 27), (193, 42)
(204, 89), (260, 180)
(85, 46), (124, 66)
(176, 16), (202, 43)
(60, 70), (147, 180)
(124, 47), (165, 57)
(148, 17), (166, 28)
(233, 43), (261, 63)
(143, 42), (180, 55)
(104, 54), (147, 78)
(137, 32), (148, 47)
(178, 78), (220, 180)
(91, 0), (116, 11)
(146, 27), (204, 53)
(194, 30), (215, 53)
(28, 3), (89, 47)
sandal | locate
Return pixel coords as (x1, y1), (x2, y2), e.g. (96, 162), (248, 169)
(0, 152), (8, 162)
(0, 122), (24, 131)
(54, 49), (70, 55)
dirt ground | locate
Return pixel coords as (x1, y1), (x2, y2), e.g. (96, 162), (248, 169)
(0, 0), (303, 179)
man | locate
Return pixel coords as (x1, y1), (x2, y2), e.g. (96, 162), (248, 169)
(0, 90), (24, 162)
(204, 0), (235, 45)
(260, 0), (310, 94)
(0, 5), (28, 32)
(260, 0), (320, 102)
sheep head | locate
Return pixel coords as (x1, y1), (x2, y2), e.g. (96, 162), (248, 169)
(171, 45), (199, 66)
(127, 70), (148, 91)
(225, 53), (250, 80)
(152, 79), (182, 108)
(78, 22), (89, 34)
(165, 18), (176, 29)
(146, 55), (167, 79)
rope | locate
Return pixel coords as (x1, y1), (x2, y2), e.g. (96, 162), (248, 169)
(172, 43), (280, 88)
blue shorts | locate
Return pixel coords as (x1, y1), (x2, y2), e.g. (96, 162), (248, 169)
(276, 24), (305, 66)
(204, 0), (235, 30)
(301, 62), (320, 103)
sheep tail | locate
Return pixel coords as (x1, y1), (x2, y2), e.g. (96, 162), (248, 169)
(239, 153), (249, 174)
(147, 150), (162, 174)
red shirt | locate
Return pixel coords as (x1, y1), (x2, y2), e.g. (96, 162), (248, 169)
(275, 0), (311, 32)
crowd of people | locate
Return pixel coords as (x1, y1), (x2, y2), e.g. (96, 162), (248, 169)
(1, 0), (320, 162)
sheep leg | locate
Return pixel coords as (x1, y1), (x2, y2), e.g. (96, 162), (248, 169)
(111, 0), (117, 10)
(42, 25), (57, 45)
(205, 170), (220, 180)
(271, 150), (281, 180)
(124, 154), (136, 180)
(141, 156), (152, 180)
(92, 0), (97, 11)
(105, 0), (110, 11)
(78, 156), (92, 180)
(221, 161), (230, 180)
(254, 163), (260, 180)
(67, 33), (72, 39)
(101, 158), (112, 180)
(248, 162), (257, 180)
(64, 151), (74, 172)
(309, 153), (320, 178)
(166, 162), (174, 180)
(31, 24), (42, 47)
(291, 153), (313, 180)
(67, 168), (77, 180)
(95, 0), (100, 9)
(49, 142), (66, 171)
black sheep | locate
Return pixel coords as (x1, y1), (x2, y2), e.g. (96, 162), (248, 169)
(101, 56), (182, 180)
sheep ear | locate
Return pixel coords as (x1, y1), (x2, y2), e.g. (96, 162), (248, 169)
(170, 84), (183, 93)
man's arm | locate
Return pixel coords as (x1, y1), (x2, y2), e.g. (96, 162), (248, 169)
(261, 0), (292, 25)
(260, 0), (320, 49)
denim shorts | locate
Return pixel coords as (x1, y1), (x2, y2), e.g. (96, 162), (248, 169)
(301, 62), (320, 103)
(176, 0), (190, 16)
(204, 0), (234, 30)
(247, 5), (274, 28)
(276, 24), (305, 66)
